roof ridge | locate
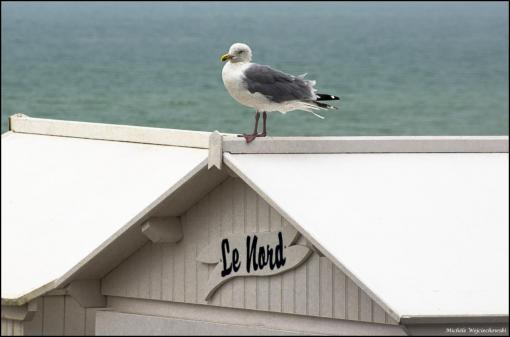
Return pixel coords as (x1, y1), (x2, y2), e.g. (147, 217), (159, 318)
(8, 114), (508, 156)
(8, 114), (219, 149)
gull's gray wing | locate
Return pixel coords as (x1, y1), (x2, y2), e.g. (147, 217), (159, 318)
(242, 64), (316, 103)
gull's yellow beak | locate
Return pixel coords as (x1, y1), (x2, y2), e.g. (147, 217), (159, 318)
(221, 53), (232, 62)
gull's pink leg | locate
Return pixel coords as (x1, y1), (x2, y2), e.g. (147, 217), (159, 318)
(237, 111), (260, 143)
(258, 111), (267, 137)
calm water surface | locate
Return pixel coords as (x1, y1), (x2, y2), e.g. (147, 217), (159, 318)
(1, 2), (508, 135)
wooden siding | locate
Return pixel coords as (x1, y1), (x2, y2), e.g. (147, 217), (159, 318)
(22, 296), (94, 336)
(102, 177), (397, 325)
(1, 320), (23, 336)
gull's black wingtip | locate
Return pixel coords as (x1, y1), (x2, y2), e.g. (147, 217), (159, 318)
(313, 101), (338, 110)
(316, 93), (340, 101)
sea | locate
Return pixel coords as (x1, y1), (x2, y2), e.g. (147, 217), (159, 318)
(1, 2), (508, 136)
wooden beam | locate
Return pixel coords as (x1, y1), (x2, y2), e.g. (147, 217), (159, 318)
(8, 114), (212, 149)
(222, 136), (508, 154)
(66, 280), (106, 308)
(141, 217), (183, 243)
(1, 303), (37, 321)
(208, 131), (223, 170)
(44, 289), (68, 296)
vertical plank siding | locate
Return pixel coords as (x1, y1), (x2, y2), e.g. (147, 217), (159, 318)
(22, 298), (43, 336)
(209, 187), (222, 307)
(21, 295), (89, 336)
(161, 243), (174, 301)
(244, 186), (258, 310)
(256, 194), (270, 311)
(294, 259), (307, 315)
(1, 320), (23, 336)
(219, 180), (234, 307)
(333, 267), (347, 320)
(282, 218), (295, 315)
(101, 177), (397, 325)
(196, 196), (210, 306)
(150, 243), (163, 300)
(346, 278), (359, 321)
(42, 296), (65, 335)
(63, 296), (86, 336)
(319, 257), (333, 318)
(269, 208), (283, 313)
(184, 207), (198, 303)
(232, 181), (246, 309)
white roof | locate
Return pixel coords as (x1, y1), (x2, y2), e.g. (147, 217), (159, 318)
(224, 152), (509, 318)
(2, 115), (508, 321)
(1, 132), (207, 299)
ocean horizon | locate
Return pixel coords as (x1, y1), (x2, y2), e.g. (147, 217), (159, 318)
(1, 2), (508, 136)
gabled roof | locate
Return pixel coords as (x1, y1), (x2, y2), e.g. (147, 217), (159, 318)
(224, 152), (509, 320)
(1, 130), (209, 302)
(2, 115), (508, 324)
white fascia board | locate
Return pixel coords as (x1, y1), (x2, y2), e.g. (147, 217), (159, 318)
(223, 135), (509, 154)
(8, 114), (213, 148)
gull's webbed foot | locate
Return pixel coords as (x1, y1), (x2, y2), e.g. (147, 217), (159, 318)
(237, 133), (259, 143)
(237, 110), (266, 143)
(237, 133), (265, 144)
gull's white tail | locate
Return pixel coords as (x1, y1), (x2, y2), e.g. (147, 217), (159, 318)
(309, 111), (325, 119)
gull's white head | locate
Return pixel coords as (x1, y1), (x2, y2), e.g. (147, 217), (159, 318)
(221, 43), (252, 63)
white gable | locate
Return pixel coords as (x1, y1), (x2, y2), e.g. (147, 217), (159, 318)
(1, 132), (207, 299)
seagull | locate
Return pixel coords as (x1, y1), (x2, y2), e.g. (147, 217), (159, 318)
(221, 42), (339, 143)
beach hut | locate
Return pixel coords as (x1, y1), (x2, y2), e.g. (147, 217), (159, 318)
(1, 114), (508, 336)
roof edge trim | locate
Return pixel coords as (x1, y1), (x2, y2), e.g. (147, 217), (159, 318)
(223, 135), (509, 154)
(8, 115), (508, 154)
(1, 280), (58, 306)
(223, 153), (402, 323)
(8, 114), (213, 149)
